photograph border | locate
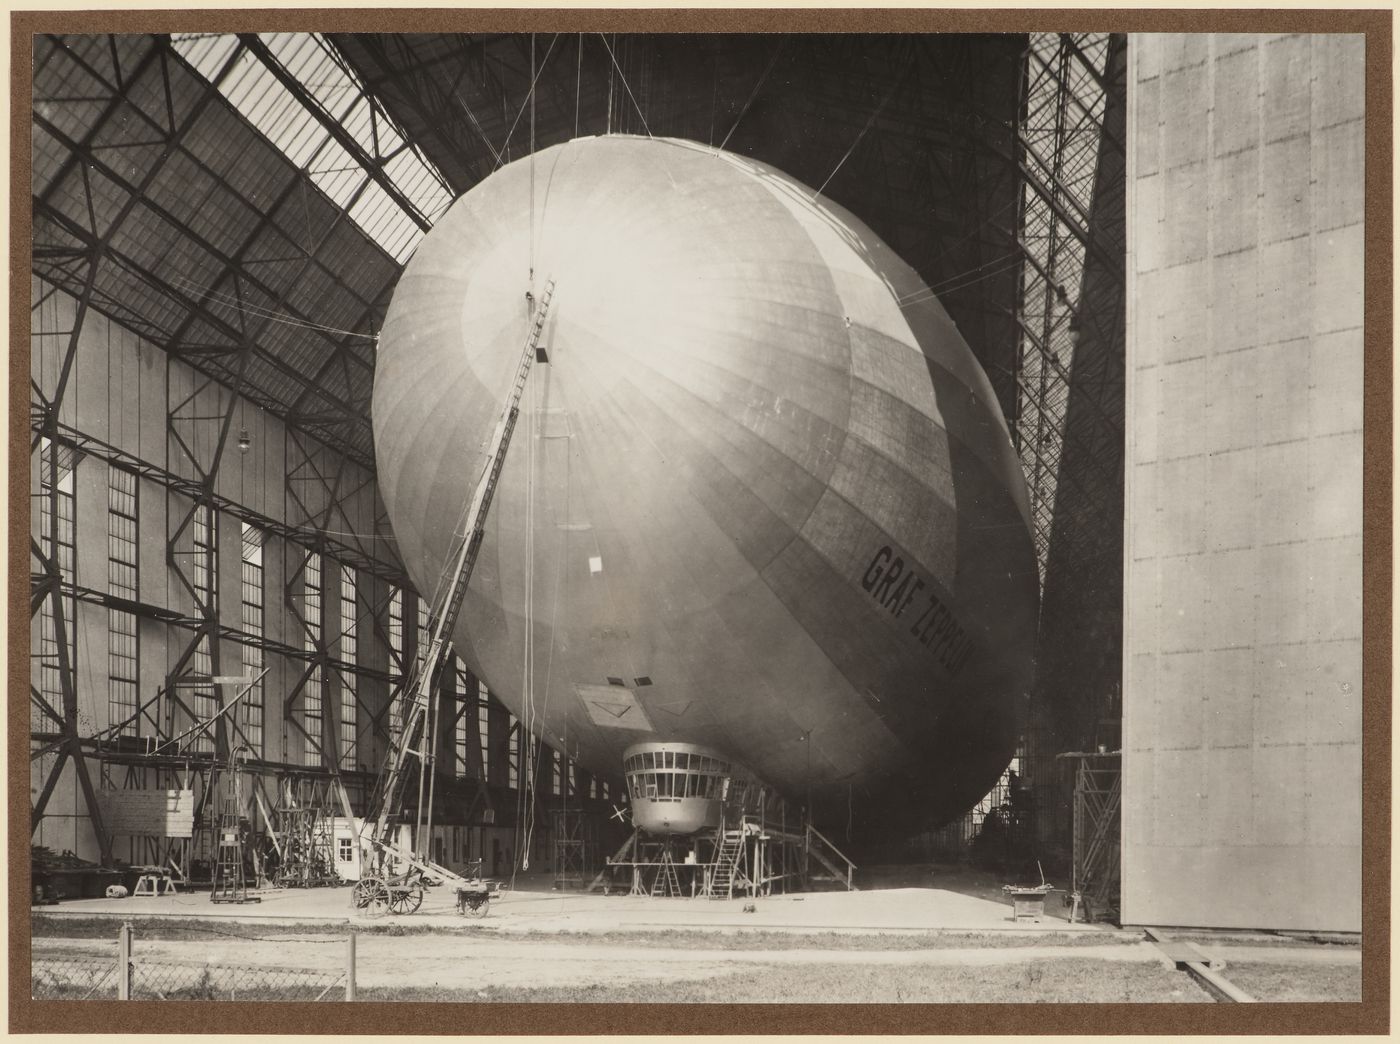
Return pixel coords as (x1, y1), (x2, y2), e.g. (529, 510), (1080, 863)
(9, 6), (1391, 1036)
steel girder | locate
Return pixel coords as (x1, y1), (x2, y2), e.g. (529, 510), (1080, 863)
(1013, 34), (1127, 820)
(29, 193), (112, 856)
(32, 33), (391, 469)
(1011, 33), (1126, 588)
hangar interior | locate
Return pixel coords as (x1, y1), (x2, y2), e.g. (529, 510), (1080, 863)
(27, 31), (1361, 932)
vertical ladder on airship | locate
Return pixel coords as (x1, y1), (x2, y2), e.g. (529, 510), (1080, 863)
(432, 276), (555, 634)
(352, 278), (556, 910)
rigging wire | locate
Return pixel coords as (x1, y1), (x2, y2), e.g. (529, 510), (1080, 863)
(897, 254), (1026, 310)
(492, 33), (561, 173)
(715, 38), (785, 155)
(574, 32), (583, 139)
(604, 33), (614, 134)
(897, 249), (1023, 305)
(515, 342), (538, 876)
(167, 275), (378, 341)
(529, 32), (536, 289)
(707, 43), (719, 146)
(454, 87), (503, 169)
(597, 33), (651, 137)
(813, 75), (903, 201)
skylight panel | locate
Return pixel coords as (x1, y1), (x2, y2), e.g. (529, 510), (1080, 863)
(171, 32), (455, 264)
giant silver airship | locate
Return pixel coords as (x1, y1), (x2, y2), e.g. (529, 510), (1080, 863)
(372, 135), (1038, 843)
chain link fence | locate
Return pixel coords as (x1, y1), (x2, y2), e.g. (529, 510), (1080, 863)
(32, 925), (355, 1001)
(31, 952), (118, 1000)
(132, 961), (345, 1001)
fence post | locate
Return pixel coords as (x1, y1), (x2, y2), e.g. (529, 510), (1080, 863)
(345, 928), (356, 1001)
(116, 921), (132, 1000)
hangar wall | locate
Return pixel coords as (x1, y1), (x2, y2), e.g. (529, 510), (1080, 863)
(30, 273), (397, 858)
(30, 271), (612, 865)
(1122, 33), (1364, 930)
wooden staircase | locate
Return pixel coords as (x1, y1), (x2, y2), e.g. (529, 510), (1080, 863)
(804, 822), (857, 891)
(707, 826), (745, 899)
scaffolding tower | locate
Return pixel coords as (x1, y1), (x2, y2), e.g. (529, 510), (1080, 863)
(270, 777), (341, 888)
(1059, 751), (1121, 923)
(551, 808), (597, 891)
(596, 787), (856, 900)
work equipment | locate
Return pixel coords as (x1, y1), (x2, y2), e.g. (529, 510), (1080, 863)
(210, 744), (259, 903)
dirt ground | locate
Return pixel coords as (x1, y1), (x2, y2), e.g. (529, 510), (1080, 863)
(1213, 959), (1364, 1003)
(31, 932), (1170, 992)
(30, 914), (1360, 1003)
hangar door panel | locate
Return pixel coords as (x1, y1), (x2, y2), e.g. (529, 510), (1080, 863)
(1121, 33), (1362, 931)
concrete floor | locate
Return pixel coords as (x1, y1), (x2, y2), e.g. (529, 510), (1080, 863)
(33, 875), (1360, 1001)
(38, 876), (1095, 935)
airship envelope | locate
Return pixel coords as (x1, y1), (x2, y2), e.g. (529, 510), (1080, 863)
(373, 135), (1038, 839)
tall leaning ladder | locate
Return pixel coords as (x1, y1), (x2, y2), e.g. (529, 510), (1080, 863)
(351, 279), (556, 907)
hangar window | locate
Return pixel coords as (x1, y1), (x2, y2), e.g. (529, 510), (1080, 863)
(36, 438), (77, 733)
(477, 680), (491, 785)
(240, 523), (266, 756)
(507, 712), (520, 790)
(338, 564), (358, 766)
(387, 587), (404, 744)
(107, 466), (139, 738)
(301, 550), (323, 765)
(188, 504), (219, 755)
(451, 659), (471, 777)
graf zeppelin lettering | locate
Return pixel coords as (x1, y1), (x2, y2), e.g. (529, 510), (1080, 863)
(861, 545), (974, 677)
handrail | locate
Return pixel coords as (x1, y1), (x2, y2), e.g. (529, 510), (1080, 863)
(806, 821), (858, 890)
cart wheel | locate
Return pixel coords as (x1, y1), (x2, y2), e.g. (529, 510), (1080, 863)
(351, 876), (380, 908)
(470, 897), (490, 918)
(389, 885), (423, 916)
(353, 876), (389, 918)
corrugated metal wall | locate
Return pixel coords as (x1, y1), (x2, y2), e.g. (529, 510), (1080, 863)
(1122, 34), (1364, 931)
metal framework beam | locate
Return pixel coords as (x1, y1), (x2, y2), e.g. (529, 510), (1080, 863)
(33, 34), (388, 467)
(238, 34), (435, 232)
